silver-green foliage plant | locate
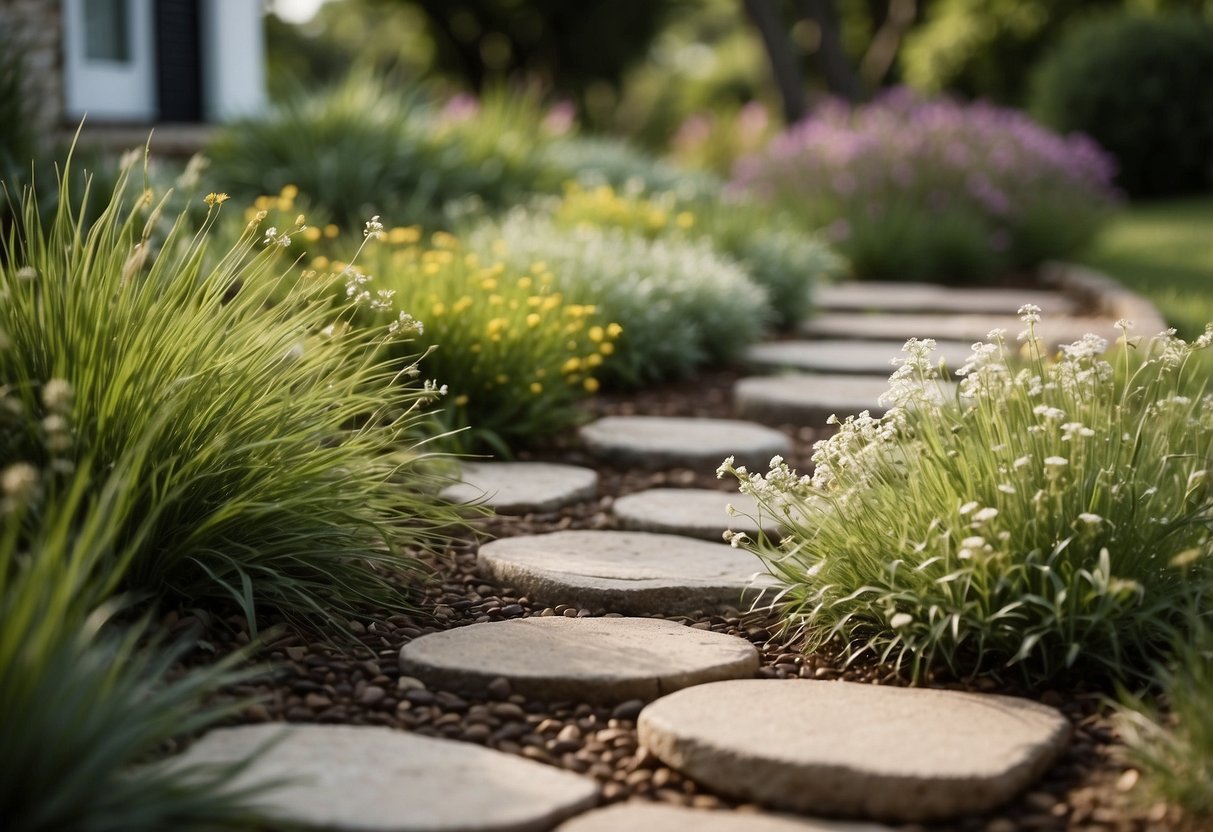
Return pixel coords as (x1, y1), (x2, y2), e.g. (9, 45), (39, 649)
(0, 161), (464, 630)
(0, 449), (272, 832)
(721, 308), (1213, 684)
(468, 210), (769, 386)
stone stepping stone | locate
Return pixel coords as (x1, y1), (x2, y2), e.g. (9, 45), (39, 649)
(612, 488), (780, 542)
(746, 339), (971, 377)
(555, 803), (893, 832)
(478, 530), (775, 615)
(440, 461), (598, 514)
(161, 723), (598, 831)
(638, 679), (1071, 823)
(735, 374), (893, 425)
(398, 616), (759, 703)
(580, 416), (791, 472)
(800, 312), (1114, 348)
(815, 281), (1077, 316)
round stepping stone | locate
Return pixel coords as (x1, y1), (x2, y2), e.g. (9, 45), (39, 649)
(478, 530), (776, 615)
(161, 723), (599, 831)
(579, 416), (791, 472)
(441, 461), (598, 514)
(398, 616), (760, 703)
(815, 281), (1077, 316)
(556, 803), (894, 832)
(612, 488), (780, 542)
(638, 679), (1071, 823)
(735, 374), (892, 425)
(746, 339), (971, 377)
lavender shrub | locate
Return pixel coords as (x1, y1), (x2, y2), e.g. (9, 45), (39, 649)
(733, 90), (1118, 283)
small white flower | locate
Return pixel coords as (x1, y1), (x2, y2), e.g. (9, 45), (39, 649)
(958, 500), (979, 515)
(15, 266), (37, 281)
(1044, 456), (1069, 467)
(1017, 303), (1042, 323)
(1078, 513), (1103, 525)
(41, 379), (73, 414)
(890, 612), (913, 629)
(997, 483), (1016, 494)
(364, 215), (385, 239)
(1013, 455), (1032, 469)
(971, 507), (999, 524)
(725, 503), (738, 517)
(716, 456), (735, 479)
(389, 312), (424, 336)
(1033, 405), (1066, 421)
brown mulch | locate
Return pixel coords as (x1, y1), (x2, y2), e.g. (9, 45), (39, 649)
(175, 364), (1188, 832)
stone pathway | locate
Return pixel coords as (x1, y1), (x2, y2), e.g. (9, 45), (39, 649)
(478, 530), (775, 615)
(441, 461), (599, 514)
(170, 276), (1160, 830)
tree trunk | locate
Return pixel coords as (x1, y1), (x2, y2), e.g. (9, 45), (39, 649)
(796, 0), (860, 102)
(743, 0), (807, 124)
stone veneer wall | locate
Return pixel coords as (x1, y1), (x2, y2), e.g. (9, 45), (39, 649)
(1, 0), (64, 147)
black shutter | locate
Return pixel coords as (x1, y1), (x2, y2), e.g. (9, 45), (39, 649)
(155, 0), (203, 122)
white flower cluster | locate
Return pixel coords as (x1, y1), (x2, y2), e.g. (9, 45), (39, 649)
(388, 312), (424, 337)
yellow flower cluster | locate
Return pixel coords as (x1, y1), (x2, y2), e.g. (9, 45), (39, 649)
(555, 182), (695, 236)
(357, 231), (622, 415)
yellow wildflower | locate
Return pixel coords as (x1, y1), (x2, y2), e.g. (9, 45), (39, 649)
(588, 326), (605, 343)
(583, 377), (600, 393)
(203, 192), (229, 207)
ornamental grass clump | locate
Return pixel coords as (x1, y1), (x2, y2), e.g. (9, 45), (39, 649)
(468, 210), (768, 387)
(354, 230), (620, 454)
(0, 161), (465, 630)
(0, 449), (272, 832)
(721, 307), (1213, 684)
(733, 90), (1118, 283)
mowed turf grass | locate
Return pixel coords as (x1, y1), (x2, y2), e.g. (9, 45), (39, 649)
(1082, 196), (1213, 340)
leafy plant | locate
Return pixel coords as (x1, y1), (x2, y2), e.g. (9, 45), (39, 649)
(721, 310), (1213, 684)
(0, 158), (465, 631)
(536, 135), (722, 198)
(469, 209), (769, 387)
(734, 89), (1118, 283)
(354, 230), (620, 454)
(1031, 11), (1213, 198)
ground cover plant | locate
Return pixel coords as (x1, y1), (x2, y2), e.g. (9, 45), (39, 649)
(0, 161), (465, 631)
(468, 208), (768, 387)
(353, 230), (621, 455)
(0, 446), (271, 832)
(552, 182), (838, 328)
(721, 309), (1213, 684)
(733, 90), (1118, 283)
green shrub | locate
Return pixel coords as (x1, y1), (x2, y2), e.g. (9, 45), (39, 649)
(1119, 615), (1213, 822)
(0, 160), (464, 630)
(355, 231), (620, 455)
(721, 311), (1213, 684)
(207, 74), (572, 229)
(469, 209), (768, 387)
(551, 182), (838, 329)
(0, 450), (272, 832)
(1031, 12), (1213, 198)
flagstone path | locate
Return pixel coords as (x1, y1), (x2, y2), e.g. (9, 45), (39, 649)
(172, 273), (1162, 831)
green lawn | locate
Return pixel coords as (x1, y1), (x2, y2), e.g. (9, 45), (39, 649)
(1081, 196), (1213, 339)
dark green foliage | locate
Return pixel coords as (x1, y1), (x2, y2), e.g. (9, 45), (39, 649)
(1031, 12), (1213, 197)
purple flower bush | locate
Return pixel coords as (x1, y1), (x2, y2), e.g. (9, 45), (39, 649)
(733, 90), (1119, 282)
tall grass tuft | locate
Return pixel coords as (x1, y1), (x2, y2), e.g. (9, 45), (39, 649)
(721, 310), (1213, 684)
(0, 159), (465, 630)
(0, 447), (273, 832)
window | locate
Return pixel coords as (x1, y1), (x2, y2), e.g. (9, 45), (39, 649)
(84, 0), (131, 62)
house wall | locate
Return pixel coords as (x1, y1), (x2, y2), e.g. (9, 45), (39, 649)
(1, 0), (65, 140)
(201, 0), (266, 121)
